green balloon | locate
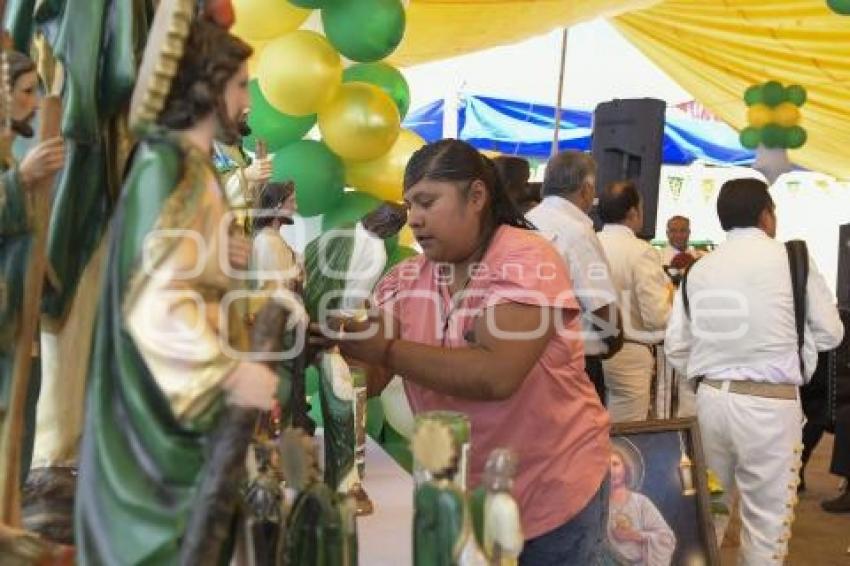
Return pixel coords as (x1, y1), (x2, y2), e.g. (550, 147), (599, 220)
(762, 81), (786, 107)
(761, 124), (785, 149)
(828, 0), (850, 14)
(289, 0), (330, 7)
(366, 398), (385, 439)
(322, 0), (406, 63)
(321, 190), (382, 231)
(743, 85), (763, 107)
(785, 126), (807, 149)
(739, 126), (761, 150)
(272, 140), (345, 217)
(344, 63), (411, 119)
(244, 80), (316, 153)
(384, 233), (399, 255)
(785, 84), (808, 107)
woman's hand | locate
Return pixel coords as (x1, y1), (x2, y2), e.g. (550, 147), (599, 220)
(309, 311), (391, 366)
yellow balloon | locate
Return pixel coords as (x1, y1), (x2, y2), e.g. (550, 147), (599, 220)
(232, 0), (310, 41)
(258, 31), (342, 116)
(320, 83), (401, 162)
(775, 102), (801, 127)
(246, 38), (268, 77)
(747, 104), (773, 128)
(345, 129), (425, 200)
(398, 225), (416, 248)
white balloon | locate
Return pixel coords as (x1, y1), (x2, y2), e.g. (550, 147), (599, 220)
(753, 146), (793, 186)
(380, 375), (415, 439)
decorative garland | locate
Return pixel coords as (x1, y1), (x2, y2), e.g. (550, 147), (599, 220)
(739, 81), (807, 150)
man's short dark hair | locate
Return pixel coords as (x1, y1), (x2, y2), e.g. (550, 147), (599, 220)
(716, 178), (774, 231)
(542, 151), (596, 198)
(598, 180), (641, 224)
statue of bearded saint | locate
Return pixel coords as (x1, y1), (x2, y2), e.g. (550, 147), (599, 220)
(74, 3), (281, 564)
(0, 47), (69, 563)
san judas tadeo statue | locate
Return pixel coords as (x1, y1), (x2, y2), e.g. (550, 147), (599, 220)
(74, 1), (283, 563)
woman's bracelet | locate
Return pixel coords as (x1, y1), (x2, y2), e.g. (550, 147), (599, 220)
(382, 338), (397, 370)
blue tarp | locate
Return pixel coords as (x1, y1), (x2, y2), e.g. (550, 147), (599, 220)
(403, 95), (755, 166)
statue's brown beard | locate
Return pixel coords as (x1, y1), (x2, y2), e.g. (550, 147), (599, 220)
(11, 113), (35, 138)
(215, 102), (242, 146)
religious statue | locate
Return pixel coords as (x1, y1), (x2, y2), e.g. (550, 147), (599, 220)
(213, 111), (271, 235)
(471, 450), (524, 566)
(2, 0), (156, 544)
(74, 3), (281, 563)
(412, 418), (487, 566)
(0, 43), (68, 563)
(303, 201), (407, 321)
(281, 427), (359, 566)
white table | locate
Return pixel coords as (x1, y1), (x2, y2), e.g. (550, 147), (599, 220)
(358, 438), (414, 564)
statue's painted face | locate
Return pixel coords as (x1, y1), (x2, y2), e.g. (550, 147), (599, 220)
(11, 70), (39, 138)
(218, 62), (251, 145)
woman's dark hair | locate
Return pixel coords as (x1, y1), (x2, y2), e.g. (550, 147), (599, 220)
(403, 139), (534, 231)
(716, 178), (773, 231)
(253, 181), (295, 232)
(158, 19), (252, 132)
(598, 180), (641, 224)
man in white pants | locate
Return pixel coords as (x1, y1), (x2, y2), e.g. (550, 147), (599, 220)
(665, 178), (843, 564)
(598, 181), (671, 422)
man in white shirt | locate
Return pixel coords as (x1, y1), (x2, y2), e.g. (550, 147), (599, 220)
(597, 181), (671, 422)
(659, 215), (705, 266)
(665, 178), (844, 564)
(526, 151), (623, 402)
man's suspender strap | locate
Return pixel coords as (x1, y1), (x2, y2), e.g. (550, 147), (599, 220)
(786, 240), (808, 378)
(681, 260), (697, 320)
(681, 241), (808, 378)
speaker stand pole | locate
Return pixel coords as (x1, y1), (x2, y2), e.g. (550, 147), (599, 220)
(552, 27), (570, 158)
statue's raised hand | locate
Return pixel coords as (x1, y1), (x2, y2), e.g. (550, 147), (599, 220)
(19, 136), (65, 189)
(223, 361), (278, 410)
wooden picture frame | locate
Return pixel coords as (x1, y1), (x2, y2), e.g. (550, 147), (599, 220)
(608, 417), (720, 566)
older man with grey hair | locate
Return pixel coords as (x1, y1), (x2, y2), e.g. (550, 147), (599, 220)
(526, 151), (622, 403)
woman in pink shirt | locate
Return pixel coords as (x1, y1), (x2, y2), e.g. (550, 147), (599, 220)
(324, 140), (610, 565)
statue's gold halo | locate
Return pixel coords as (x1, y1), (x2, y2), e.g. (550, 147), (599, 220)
(279, 428), (319, 492)
(411, 420), (455, 476)
(129, 0), (195, 130)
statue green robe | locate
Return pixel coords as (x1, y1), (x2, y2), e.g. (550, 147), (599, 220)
(0, 161), (40, 489)
(75, 133), (243, 565)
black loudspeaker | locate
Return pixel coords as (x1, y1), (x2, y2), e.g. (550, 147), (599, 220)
(837, 223), (850, 309)
(591, 98), (666, 238)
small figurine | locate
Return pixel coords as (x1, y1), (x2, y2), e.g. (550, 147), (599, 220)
(281, 428), (358, 566)
(318, 348), (373, 515)
(472, 449), (524, 566)
(412, 418), (487, 566)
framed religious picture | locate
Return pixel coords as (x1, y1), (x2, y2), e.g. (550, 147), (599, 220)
(606, 418), (720, 566)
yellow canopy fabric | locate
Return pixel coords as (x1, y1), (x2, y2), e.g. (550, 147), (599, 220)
(395, 0), (850, 179)
(392, 0), (661, 66)
(614, 1), (850, 179)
